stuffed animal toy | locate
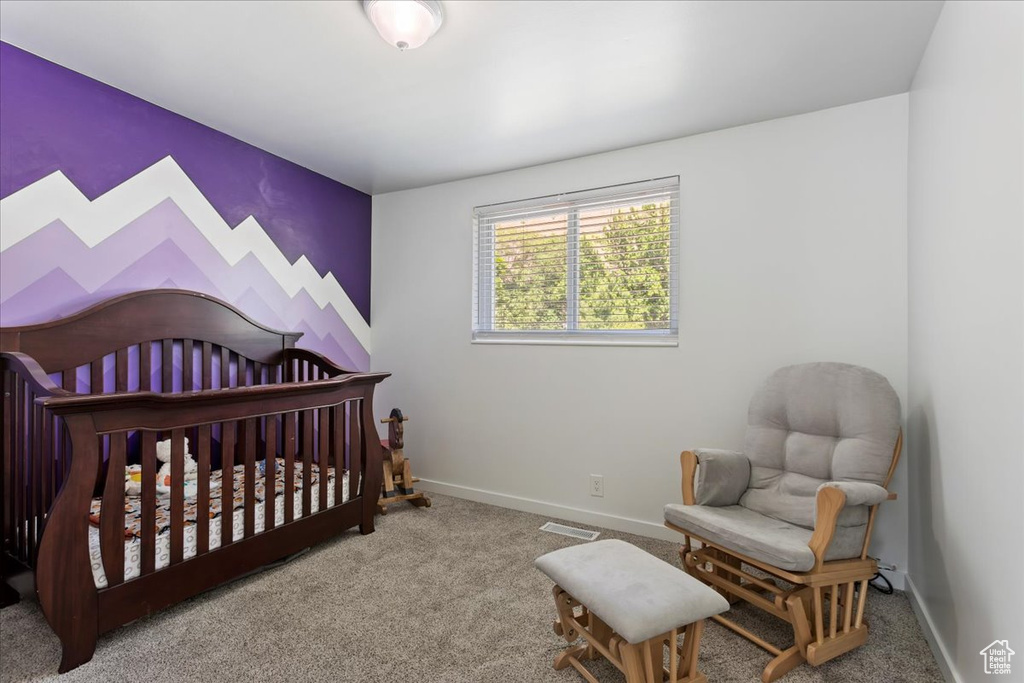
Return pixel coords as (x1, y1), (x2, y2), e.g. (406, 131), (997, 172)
(124, 438), (200, 498)
(156, 437), (198, 497)
(124, 465), (144, 497)
(156, 437), (199, 482)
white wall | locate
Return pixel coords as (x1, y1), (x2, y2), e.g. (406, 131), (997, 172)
(371, 95), (910, 583)
(907, 2), (1024, 681)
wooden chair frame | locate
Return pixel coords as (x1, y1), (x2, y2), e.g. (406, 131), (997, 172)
(550, 586), (708, 683)
(666, 431), (902, 682)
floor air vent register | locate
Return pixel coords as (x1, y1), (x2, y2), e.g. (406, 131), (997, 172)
(539, 522), (600, 541)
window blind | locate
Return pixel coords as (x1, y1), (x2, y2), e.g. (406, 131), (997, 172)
(473, 177), (679, 345)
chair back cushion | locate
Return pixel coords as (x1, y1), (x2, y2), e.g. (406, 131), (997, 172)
(740, 362), (900, 529)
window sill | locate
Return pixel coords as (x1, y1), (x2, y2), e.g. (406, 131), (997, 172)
(471, 333), (678, 348)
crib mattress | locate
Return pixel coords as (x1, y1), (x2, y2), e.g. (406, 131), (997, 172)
(88, 459), (349, 588)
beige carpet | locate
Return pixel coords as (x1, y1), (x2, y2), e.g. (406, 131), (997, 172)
(1, 493), (941, 682)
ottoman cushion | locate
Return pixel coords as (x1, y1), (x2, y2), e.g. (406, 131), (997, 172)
(535, 539), (729, 644)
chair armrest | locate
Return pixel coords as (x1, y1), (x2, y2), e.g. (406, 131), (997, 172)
(807, 482), (892, 570)
(680, 449), (750, 507)
(808, 486), (847, 571)
(817, 481), (891, 508)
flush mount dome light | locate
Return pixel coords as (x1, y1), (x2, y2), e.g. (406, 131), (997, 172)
(363, 0), (444, 51)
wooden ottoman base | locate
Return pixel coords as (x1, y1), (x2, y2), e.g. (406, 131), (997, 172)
(550, 586), (707, 683)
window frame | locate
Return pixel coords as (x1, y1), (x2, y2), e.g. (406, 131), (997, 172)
(472, 177), (680, 347)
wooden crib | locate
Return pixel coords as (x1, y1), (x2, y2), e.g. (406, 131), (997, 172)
(0, 289), (387, 673)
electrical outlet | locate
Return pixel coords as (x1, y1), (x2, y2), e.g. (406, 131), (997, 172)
(590, 475), (604, 497)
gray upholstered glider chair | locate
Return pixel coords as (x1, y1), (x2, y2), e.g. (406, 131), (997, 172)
(664, 362), (902, 683)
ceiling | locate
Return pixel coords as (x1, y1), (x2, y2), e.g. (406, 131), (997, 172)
(0, 0), (943, 195)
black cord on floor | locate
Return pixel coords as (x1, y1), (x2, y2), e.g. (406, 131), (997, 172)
(869, 571), (894, 594)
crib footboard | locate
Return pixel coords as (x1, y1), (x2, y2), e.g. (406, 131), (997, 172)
(32, 373), (386, 673)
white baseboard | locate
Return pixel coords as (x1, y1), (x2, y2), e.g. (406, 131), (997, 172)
(416, 478), (683, 543)
(418, 476), (906, 593)
(905, 574), (961, 683)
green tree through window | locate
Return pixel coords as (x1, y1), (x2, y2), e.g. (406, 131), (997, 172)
(579, 202), (671, 330)
(492, 201), (671, 331)
(493, 220), (567, 330)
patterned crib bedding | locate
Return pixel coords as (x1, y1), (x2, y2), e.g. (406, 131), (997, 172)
(88, 459), (349, 588)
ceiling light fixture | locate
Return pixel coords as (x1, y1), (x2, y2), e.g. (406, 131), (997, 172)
(363, 0), (444, 51)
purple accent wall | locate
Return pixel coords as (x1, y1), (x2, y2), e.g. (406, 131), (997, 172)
(0, 41), (371, 322)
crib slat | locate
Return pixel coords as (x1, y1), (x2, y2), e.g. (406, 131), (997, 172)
(29, 399), (41, 562)
(319, 408), (329, 511)
(24, 392), (33, 561)
(10, 378), (18, 561)
(264, 416), (277, 532)
(22, 383), (32, 561)
(253, 361), (263, 386)
(221, 422), (236, 547)
(14, 377), (25, 560)
(5, 374), (17, 548)
(140, 341), (152, 391)
(140, 431), (157, 575)
(55, 414), (66, 491)
(197, 424), (211, 555)
(115, 348), (128, 392)
(63, 417), (72, 485)
(34, 402), (45, 552)
(52, 414), (62, 497)
(301, 410), (313, 517)
(201, 342), (212, 390)
(221, 347), (231, 389)
(170, 428), (185, 565)
(101, 433), (127, 586)
(23, 385), (31, 562)
(243, 418), (256, 538)
(332, 405), (342, 505)
(349, 401), (361, 502)
(41, 405), (53, 513)
(182, 339), (194, 392)
(91, 360), (103, 394)
(162, 339), (173, 391)
(284, 412), (295, 524)
(1, 371), (13, 547)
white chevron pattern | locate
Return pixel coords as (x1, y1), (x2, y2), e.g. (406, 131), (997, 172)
(0, 156), (370, 352)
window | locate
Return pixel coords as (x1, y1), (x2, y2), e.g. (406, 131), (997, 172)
(473, 177), (679, 345)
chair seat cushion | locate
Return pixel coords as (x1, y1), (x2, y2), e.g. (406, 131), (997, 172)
(535, 539), (729, 644)
(664, 503), (866, 572)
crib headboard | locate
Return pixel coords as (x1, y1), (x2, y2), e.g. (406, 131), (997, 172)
(0, 289), (302, 376)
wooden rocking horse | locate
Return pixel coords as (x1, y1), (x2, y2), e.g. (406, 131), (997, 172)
(377, 408), (431, 514)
